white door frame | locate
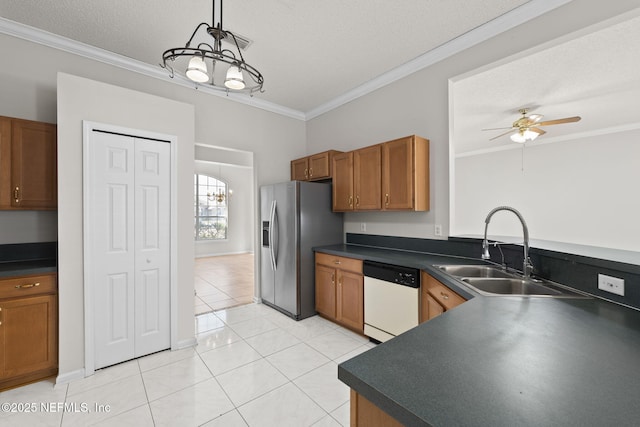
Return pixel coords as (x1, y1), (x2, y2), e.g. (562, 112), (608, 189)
(82, 121), (178, 376)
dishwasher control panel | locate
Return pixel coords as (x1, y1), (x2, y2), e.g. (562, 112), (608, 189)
(363, 261), (420, 288)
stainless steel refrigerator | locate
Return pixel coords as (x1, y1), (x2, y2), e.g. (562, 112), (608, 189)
(260, 181), (343, 320)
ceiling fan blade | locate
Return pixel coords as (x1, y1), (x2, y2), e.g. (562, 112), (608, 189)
(528, 114), (544, 123)
(537, 116), (581, 126)
(482, 126), (513, 131)
(529, 127), (546, 136)
(489, 129), (516, 141)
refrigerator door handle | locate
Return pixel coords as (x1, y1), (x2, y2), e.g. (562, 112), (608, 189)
(269, 200), (277, 271)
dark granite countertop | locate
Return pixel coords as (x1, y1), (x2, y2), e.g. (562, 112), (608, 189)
(315, 245), (640, 426)
(0, 259), (58, 278)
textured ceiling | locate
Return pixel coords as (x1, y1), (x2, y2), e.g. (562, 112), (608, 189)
(452, 10), (640, 154)
(0, 0), (531, 114)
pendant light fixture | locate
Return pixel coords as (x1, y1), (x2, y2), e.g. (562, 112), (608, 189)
(161, 0), (264, 94)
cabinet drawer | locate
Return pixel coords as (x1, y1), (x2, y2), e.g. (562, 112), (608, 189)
(423, 275), (465, 311)
(0, 274), (57, 299)
(315, 253), (363, 273)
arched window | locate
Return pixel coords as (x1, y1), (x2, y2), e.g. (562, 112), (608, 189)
(194, 174), (228, 240)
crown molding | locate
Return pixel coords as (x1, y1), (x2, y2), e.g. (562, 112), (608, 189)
(0, 17), (306, 121)
(304, 0), (572, 120)
(1, 0), (570, 123)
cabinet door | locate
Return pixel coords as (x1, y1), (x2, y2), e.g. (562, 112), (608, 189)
(0, 118), (11, 209)
(332, 152), (354, 211)
(382, 137), (414, 210)
(354, 144), (381, 210)
(11, 119), (57, 209)
(0, 294), (57, 378)
(308, 152), (330, 180)
(422, 293), (444, 322)
(337, 270), (364, 332)
(315, 263), (337, 319)
(291, 157), (309, 181)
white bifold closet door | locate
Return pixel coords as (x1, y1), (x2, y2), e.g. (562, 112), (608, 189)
(88, 130), (171, 370)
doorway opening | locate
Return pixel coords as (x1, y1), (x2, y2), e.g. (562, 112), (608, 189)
(194, 144), (255, 315)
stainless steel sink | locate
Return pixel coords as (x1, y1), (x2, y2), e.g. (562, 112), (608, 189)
(434, 265), (589, 298)
(436, 265), (514, 278)
(460, 277), (558, 296)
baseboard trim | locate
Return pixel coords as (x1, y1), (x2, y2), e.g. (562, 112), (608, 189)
(175, 337), (197, 350)
(56, 368), (85, 385)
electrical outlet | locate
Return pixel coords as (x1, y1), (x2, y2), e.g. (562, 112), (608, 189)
(598, 274), (625, 296)
(360, 222), (366, 232)
(434, 224), (442, 236)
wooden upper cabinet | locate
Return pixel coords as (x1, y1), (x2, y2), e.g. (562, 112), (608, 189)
(382, 135), (429, 211)
(332, 151), (354, 211)
(354, 144), (382, 210)
(332, 145), (382, 212)
(0, 116), (57, 210)
(291, 150), (342, 181)
(331, 135), (429, 212)
(0, 118), (11, 209)
(291, 157), (309, 181)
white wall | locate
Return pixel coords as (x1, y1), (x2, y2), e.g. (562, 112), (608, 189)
(305, 0), (640, 243)
(0, 211), (57, 243)
(195, 161), (254, 257)
(455, 129), (640, 252)
(0, 32), (304, 380)
(57, 73), (195, 380)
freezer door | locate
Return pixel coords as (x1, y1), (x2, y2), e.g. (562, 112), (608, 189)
(273, 182), (299, 316)
(259, 185), (275, 304)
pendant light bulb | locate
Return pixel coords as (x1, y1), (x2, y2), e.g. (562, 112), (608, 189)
(186, 56), (209, 83)
(224, 65), (245, 90)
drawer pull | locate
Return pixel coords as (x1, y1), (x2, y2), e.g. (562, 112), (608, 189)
(440, 291), (449, 300)
(14, 186), (20, 203)
(15, 282), (41, 289)
(331, 273), (335, 284)
(334, 260), (341, 265)
(385, 193), (389, 206)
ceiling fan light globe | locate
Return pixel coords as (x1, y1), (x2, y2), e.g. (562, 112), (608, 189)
(523, 129), (540, 141)
(186, 56), (209, 83)
(224, 65), (245, 90)
(510, 132), (527, 143)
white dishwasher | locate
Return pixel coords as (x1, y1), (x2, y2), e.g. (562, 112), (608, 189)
(363, 260), (420, 343)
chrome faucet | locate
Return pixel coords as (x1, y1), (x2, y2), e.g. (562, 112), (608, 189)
(481, 206), (533, 278)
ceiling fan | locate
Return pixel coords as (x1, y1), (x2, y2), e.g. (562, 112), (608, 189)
(483, 108), (581, 143)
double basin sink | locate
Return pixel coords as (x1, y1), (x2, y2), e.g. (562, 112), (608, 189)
(435, 265), (588, 298)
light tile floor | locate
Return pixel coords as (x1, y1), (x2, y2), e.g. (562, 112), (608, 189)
(195, 254), (255, 313)
(0, 303), (375, 426)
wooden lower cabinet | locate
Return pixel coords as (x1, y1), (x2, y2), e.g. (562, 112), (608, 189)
(350, 390), (404, 427)
(420, 271), (466, 323)
(315, 253), (364, 333)
(0, 273), (58, 390)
